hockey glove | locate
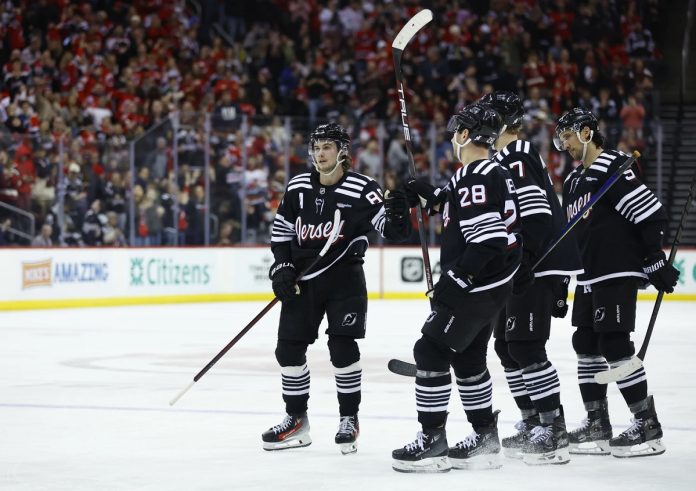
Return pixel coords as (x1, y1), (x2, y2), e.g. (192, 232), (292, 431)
(428, 267), (473, 310)
(643, 251), (680, 293)
(551, 276), (570, 318)
(384, 189), (411, 240)
(512, 252), (535, 296)
(405, 178), (446, 215)
(269, 261), (300, 301)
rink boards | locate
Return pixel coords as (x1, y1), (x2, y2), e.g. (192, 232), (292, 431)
(2, 246), (696, 310)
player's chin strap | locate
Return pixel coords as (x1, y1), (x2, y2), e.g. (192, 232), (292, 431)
(577, 129), (593, 162)
(451, 133), (471, 163)
(313, 148), (346, 176)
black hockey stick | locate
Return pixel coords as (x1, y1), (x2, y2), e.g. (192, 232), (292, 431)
(388, 358), (417, 378)
(393, 9), (434, 292)
(388, 150), (642, 377)
(170, 209), (342, 405)
(595, 170), (696, 384)
(531, 150), (641, 270)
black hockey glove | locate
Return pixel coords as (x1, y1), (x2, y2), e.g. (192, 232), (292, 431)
(551, 276), (570, 318)
(643, 251), (680, 293)
(384, 189), (411, 239)
(428, 267), (473, 310)
(269, 261), (300, 301)
(512, 252), (535, 296)
(404, 178), (446, 215)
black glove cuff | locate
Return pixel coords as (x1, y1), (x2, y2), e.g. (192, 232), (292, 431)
(269, 261), (295, 279)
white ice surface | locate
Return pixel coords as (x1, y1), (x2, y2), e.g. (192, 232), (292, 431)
(1, 299), (695, 491)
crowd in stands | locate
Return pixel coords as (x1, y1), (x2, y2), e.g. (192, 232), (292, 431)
(0, 0), (661, 247)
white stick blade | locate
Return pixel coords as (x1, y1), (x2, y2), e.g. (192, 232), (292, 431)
(392, 9), (433, 50)
(594, 357), (643, 384)
(169, 380), (195, 406)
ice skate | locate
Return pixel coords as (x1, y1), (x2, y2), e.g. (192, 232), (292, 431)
(261, 413), (312, 450)
(502, 414), (540, 459)
(523, 408), (570, 465)
(449, 410), (502, 470)
(392, 428), (451, 473)
(569, 400), (612, 455)
(335, 415), (359, 455)
(610, 396), (665, 458)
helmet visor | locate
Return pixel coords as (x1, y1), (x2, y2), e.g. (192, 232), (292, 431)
(553, 127), (571, 151)
(446, 115), (462, 134)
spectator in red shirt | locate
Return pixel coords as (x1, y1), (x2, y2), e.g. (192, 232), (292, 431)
(620, 94), (646, 140)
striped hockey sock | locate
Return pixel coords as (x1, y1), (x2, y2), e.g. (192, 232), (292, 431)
(416, 371), (452, 428)
(334, 361), (362, 416)
(577, 355), (609, 410)
(504, 368), (536, 416)
(457, 369), (493, 428)
(521, 361), (561, 418)
(611, 358), (648, 410)
(281, 364), (310, 414)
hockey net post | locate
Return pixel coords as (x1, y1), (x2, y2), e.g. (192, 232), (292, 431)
(392, 9), (435, 292)
(595, 169), (696, 384)
(169, 209), (342, 405)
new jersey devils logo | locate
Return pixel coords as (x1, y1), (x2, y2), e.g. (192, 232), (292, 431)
(594, 307), (606, 322)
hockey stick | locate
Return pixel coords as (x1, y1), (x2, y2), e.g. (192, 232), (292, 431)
(388, 150), (642, 377)
(531, 150), (641, 270)
(170, 209), (342, 405)
(595, 170), (696, 384)
(393, 9), (434, 291)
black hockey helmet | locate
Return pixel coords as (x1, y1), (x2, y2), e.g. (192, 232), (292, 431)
(553, 107), (598, 150)
(479, 91), (525, 128)
(308, 122), (350, 154)
(447, 102), (503, 147)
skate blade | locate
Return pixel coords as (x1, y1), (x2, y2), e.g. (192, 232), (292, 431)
(523, 447), (571, 465)
(392, 456), (452, 473)
(263, 435), (312, 451)
(611, 439), (666, 458)
(569, 440), (610, 455)
(339, 442), (357, 455)
(502, 447), (524, 459)
(450, 452), (502, 470)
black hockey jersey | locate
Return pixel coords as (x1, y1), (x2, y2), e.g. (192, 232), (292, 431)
(494, 139), (583, 277)
(562, 149), (667, 285)
(439, 159), (522, 292)
(271, 170), (403, 280)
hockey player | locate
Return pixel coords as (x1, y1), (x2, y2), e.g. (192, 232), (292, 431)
(262, 122), (411, 454)
(481, 92), (583, 465)
(392, 104), (521, 473)
(556, 107), (679, 458)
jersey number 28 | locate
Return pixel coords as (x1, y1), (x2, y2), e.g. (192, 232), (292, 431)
(458, 184), (487, 208)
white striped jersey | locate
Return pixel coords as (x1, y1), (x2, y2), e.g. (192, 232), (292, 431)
(439, 158), (521, 292)
(562, 149), (668, 285)
(494, 139), (582, 277)
(271, 170), (405, 279)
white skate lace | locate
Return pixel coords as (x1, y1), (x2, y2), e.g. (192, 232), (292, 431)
(272, 415), (295, 434)
(338, 416), (356, 435)
(513, 420), (527, 434)
(529, 425), (551, 443)
(404, 432), (426, 452)
(571, 418), (590, 434)
(620, 418), (642, 437)
(455, 431), (480, 449)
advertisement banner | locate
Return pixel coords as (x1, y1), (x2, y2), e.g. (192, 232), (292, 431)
(0, 246), (694, 310)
